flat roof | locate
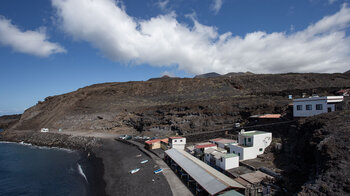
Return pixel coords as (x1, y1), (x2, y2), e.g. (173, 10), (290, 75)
(211, 138), (236, 144)
(222, 153), (238, 159)
(165, 149), (244, 195)
(240, 171), (273, 184)
(204, 148), (216, 154)
(293, 96), (343, 103)
(240, 131), (268, 137)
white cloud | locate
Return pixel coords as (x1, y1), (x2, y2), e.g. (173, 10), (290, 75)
(211, 0), (223, 14)
(157, 0), (170, 11)
(290, 24), (295, 32)
(329, 0), (338, 4)
(52, 0), (350, 74)
(161, 71), (175, 77)
(0, 16), (65, 57)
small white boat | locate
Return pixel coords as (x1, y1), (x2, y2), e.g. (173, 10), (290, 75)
(140, 160), (148, 164)
(154, 168), (163, 174)
(130, 168), (140, 174)
(136, 154), (142, 157)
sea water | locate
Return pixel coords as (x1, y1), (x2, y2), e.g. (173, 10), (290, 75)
(0, 142), (89, 196)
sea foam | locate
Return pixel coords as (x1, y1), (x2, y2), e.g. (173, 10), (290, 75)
(78, 163), (88, 183)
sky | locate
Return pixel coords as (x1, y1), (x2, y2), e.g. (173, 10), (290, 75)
(0, 0), (350, 116)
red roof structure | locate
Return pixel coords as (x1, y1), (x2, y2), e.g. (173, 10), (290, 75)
(259, 114), (281, 118)
(195, 143), (217, 149)
(145, 138), (168, 144)
(250, 114), (281, 119)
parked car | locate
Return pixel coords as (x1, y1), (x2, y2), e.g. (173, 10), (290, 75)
(119, 135), (132, 140)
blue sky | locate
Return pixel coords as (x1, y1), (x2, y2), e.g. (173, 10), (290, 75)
(0, 0), (349, 116)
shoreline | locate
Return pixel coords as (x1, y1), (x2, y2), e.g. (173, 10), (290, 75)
(0, 130), (107, 196)
(0, 130), (173, 196)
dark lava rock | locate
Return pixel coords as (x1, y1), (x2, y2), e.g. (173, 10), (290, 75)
(194, 72), (221, 78)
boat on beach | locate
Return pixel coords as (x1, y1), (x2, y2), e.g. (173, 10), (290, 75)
(154, 168), (163, 174)
(130, 168), (140, 174)
(140, 160), (148, 164)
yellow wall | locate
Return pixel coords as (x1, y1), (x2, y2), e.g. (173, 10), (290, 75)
(151, 142), (161, 149)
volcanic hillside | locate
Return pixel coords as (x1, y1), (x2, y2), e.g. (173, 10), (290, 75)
(8, 73), (350, 135)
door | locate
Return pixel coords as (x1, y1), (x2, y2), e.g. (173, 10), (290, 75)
(328, 107), (332, 112)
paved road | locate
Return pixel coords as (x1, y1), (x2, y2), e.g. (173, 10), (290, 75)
(126, 140), (193, 196)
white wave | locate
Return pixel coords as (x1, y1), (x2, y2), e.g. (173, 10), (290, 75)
(0, 141), (15, 144)
(77, 163), (88, 183)
(0, 141), (74, 152)
(19, 141), (32, 146)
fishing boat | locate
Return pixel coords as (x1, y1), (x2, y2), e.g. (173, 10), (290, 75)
(130, 168), (140, 174)
(154, 168), (163, 174)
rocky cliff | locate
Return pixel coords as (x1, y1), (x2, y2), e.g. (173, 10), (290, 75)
(0, 114), (21, 129)
(7, 72), (350, 135)
(269, 111), (350, 195)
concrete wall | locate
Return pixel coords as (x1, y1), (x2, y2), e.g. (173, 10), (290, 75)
(293, 99), (328, 117)
(252, 133), (272, 155)
(222, 156), (239, 170)
(146, 142), (161, 149)
(170, 138), (186, 150)
(172, 144), (185, 150)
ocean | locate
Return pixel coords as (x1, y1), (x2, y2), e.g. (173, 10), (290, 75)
(0, 142), (90, 196)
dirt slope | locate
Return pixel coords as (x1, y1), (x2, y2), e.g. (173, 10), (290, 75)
(9, 72), (350, 134)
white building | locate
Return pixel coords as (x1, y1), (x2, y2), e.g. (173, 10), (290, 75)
(204, 149), (239, 170)
(169, 137), (186, 150)
(40, 128), (49, 133)
(209, 138), (236, 150)
(229, 130), (272, 161)
(293, 96), (344, 117)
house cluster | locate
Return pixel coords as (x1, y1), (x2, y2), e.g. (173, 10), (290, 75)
(145, 136), (186, 150)
(151, 131), (272, 196)
(184, 130), (272, 171)
(144, 129), (272, 172)
(139, 93), (348, 195)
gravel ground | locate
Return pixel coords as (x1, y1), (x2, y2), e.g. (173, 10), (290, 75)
(93, 139), (172, 196)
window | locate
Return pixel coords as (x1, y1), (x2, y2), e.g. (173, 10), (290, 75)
(259, 148), (263, 152)
(297, 105), (302, 110)
(248, 138), (251, 142)
(316, 104), (323, 110)
(238, 153), (241, 157)
(174, 140), (177, 142)
(232, 151), (235, 154)
(180, 140), (183, 142)
(306, 104), (312, 110)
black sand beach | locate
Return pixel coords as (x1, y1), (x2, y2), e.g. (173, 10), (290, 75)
(0, 130), (173, 196)
(93, 139), (172, 196)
